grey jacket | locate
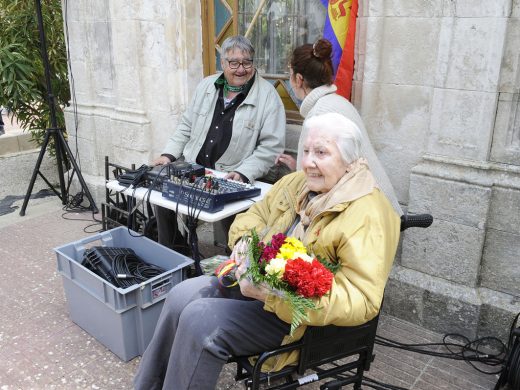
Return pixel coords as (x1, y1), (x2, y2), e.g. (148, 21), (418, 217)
(162, 72), (286, 182)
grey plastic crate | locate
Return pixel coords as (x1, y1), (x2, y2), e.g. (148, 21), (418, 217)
(54, 227), (193, 361)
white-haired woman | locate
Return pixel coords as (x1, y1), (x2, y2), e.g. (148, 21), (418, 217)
(134, 112), (400, 389)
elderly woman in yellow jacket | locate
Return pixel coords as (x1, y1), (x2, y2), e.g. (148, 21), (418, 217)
(134, 112), (400, 390)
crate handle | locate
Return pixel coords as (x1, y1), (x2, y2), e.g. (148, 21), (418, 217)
(73, 230), (116, 259)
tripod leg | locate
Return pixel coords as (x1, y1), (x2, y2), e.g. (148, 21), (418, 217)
(19, 130), (53, 216)
(53, 129), (68, 205)
(56, 130), (99, 213)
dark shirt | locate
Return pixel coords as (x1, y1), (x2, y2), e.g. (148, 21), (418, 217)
(195, 73), (255, 170)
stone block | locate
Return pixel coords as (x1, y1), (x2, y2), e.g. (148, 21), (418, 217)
(408, 173), (491, 228)
(435, 17), (506, 91)
(0, 150), (58, 200)
(0, 135), (25, 156)
(65, 21), (89, 62)
(514, 0), (520, 17)
(111, 120), (150, 153)
(148, 110), (180, 155)
(16, 133), (38, 152)
(363, 0), (444, 17)
(166, 70), (192, 112)
(497, 18), (520, 93)
(141, 67), (170, 112)
(359, 83), (433, 204)
(488, 186), (520, 233)
(363, 17), (439, 85)
(110, 0), (139, 20)
(140, 21), (167, 69)
(383, 272), (424, 325)
(111, 20), (140, 68)
(428, 88), (497, 161)
(478, 287), (520, 342)
(141, 0), (178, 22)
(69, 137), (98, 177)
(82, 0), (109, 22)
(481, 229), (520, 296)
(112, 146), (149, 168)
(442, 0), (513, 17)
(66, 0), (108, 23)
(386, 265), (482, 339)
(68, 61), (92, 101)
(491, 93), (520, 165)
(114, 66), (143, 109)
(423, 289), (480, 339)
(401, 218), (484, 286)
(64, 109), (96, 143)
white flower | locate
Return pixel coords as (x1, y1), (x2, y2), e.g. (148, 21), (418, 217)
(265, 257), (287, 279)
(293, 252), (314, 263)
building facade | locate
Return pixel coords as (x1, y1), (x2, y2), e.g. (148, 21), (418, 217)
(63, 0), (520, 341)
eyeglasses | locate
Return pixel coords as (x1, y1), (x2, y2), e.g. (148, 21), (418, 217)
(225, 59), (254, 69)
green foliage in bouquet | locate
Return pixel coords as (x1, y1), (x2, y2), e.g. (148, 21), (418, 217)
(242, 229), (336, 335)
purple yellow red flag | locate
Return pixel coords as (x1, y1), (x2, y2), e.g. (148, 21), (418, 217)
(321, 0), (359, 100)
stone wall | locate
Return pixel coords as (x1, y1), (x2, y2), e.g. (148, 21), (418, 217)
(353, 0), (520, 341)
(63, 0), (203, 178)
(62, 0), (520, 340)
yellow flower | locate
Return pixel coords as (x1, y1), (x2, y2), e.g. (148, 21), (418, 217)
(278, 237), (307, 260)
(265, 257), (287, 279)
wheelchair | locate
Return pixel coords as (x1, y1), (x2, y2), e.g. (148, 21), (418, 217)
(230, 213), (433, 390)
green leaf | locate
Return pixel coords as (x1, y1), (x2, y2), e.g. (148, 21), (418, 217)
(0, 0), (68, 155)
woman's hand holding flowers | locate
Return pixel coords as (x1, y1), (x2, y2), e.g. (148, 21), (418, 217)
(230, 237), (250, 266)
(235, 261), (269, 302)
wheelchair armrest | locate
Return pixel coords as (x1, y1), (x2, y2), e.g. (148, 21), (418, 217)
(400, 213), (433, 231)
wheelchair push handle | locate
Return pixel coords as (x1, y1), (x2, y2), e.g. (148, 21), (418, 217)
(400, 213), (433, 231)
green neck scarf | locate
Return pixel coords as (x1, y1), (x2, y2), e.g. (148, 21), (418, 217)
(215, 77), (248, 95)
(224, 80), (245, 93)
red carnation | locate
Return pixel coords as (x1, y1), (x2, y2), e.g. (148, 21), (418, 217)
(283, 258), (334, 298)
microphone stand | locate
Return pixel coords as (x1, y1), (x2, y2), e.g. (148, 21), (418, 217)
(20, 0), (98, 216)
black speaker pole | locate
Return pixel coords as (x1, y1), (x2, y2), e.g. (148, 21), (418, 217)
(20, 0), (98, 216)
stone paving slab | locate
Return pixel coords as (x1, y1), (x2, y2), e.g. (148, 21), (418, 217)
(0, 200), (504, 389)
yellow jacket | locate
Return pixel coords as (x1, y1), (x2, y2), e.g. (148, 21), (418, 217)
(228, 171), (400, 371)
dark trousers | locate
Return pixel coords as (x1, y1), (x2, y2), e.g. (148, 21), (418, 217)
(134, 276), (290, 390)
(154, 205), (189, 253)
(155, 205), (234, 255)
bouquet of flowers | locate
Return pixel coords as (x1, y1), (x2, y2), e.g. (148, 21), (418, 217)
(217, 230), (338, 334)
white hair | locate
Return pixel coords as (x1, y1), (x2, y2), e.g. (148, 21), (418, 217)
(220, 35), (255, 58)
(304, 112), (362, 164)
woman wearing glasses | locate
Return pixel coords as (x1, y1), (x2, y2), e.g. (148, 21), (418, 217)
(152, 35), (286, 252)
(276, 39), (402, 215)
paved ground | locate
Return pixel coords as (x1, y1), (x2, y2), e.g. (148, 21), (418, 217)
(0, 197), (506, 389)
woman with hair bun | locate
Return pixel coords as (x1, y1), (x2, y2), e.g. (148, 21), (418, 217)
(276, 38), (402, 215)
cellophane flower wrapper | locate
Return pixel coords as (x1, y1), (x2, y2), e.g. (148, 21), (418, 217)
(241, 229), (338, 334)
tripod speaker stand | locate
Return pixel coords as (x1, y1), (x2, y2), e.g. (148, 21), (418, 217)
(20, 0), (98, 216)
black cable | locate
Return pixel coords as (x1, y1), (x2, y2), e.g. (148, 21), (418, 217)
(376, 332), (506, 375)
(495, 312), (520, 390)
(62, 0), (95, 212)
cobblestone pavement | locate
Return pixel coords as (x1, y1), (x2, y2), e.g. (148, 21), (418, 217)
(0, 200), (503, 389)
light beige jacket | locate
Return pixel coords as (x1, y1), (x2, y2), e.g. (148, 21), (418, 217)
(229, 172), (400, 371)
(162, 73), (286, 182)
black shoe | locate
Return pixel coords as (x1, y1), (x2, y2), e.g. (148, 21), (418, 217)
(0, 126), (4, 135)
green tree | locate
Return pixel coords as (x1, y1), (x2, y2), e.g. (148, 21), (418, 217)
(0, 0), (69, 148)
